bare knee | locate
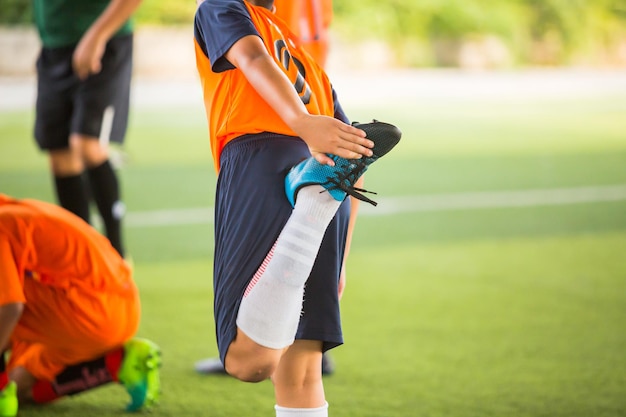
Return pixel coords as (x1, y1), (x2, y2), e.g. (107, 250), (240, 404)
(74, 135), (108, 167)
(224, 331), (284, 382)
(224, 354), (277, 382)
(49, 148), (83, 176)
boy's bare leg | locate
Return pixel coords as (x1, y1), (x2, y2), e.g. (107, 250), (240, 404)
(272, 340), (325, 408)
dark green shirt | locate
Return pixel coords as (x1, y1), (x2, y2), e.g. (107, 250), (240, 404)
(33, 0), (133, 48)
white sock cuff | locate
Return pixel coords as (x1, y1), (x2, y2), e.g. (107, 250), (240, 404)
(294, 185), (341, 224)
(235, 316), (295, 350)
(275, 402), (329, 416)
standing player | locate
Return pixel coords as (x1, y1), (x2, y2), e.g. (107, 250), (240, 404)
(0, 194), (161, 417)
(194, 0), (338, 376)
(31, 0), (143, 257)
(194, 0), (400, 416)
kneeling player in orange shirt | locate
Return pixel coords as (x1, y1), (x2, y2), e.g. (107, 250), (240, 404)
(0, 194), (161, 417)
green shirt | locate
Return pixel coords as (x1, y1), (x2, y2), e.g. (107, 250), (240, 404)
(33, 0), (133, 48)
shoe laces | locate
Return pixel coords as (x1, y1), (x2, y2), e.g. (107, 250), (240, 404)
(322, 157), (379, 206)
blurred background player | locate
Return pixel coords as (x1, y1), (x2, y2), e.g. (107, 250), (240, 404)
(193, 0), (339, 377)
(274, 0), (333, 67)
(0, 194), (161, 417)
(31, 0), (143, 258)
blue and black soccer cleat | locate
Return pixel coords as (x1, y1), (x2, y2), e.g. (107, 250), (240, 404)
(285, 120), (401, 207)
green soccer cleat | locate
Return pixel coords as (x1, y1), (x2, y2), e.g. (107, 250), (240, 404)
(0, 381), (18, 417)
(118, 338), (162, 412)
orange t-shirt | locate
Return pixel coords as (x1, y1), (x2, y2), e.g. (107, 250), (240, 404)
(0, 194), (136, 310)
(1, 194), (139, 380)
(194, 0), (336, 172)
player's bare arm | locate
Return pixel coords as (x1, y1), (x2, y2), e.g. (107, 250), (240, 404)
(224, 34), (373, 166)
(73, 0), (143, 79)
(0, 303), (23, 351)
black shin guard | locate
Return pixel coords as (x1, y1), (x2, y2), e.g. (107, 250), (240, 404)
(86, 160), (125, 257)
(54, 173), (91, 223)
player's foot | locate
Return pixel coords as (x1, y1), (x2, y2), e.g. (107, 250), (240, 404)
(0, 381), (18, 417)
(118, 338), (162, 412)
(195, 354), (336, 375)
(321, 353), (335, 376)
(285, 120), (401, 207)
(194, 357), (227, 374)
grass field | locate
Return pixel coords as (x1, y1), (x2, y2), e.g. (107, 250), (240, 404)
(1, 71), (625, 417)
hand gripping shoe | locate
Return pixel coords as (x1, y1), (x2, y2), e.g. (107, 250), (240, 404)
(285, 120), (401, 207)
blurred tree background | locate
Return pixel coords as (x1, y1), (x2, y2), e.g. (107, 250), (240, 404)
(1, 0), (624, 67)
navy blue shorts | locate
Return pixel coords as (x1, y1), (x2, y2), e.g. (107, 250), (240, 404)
(214, 133), (350, 363)
(34, 34), (133, 150)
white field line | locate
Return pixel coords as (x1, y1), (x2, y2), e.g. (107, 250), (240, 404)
(126, 207), (214, 227)
(360, 184), (626, 216)
(124, 184), (626, 228)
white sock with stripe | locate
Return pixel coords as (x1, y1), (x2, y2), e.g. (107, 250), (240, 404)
(275, 402), (329, 416)
(236, 185), (341, 349)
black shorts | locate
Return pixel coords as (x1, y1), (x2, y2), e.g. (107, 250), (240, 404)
(34, 34), (133, 150)
(213, 133), (350, 363)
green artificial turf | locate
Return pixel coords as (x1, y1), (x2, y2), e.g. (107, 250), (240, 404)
(1, 75), (625, 416)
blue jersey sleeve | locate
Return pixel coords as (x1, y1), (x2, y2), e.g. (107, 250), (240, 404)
(194, 0), (260, 73)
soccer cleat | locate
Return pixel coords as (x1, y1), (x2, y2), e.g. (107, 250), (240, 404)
(118, 338), (162, 412)
(0, 381), (18, 417)
(285, 120), (401, 207)
(321, 352), (335, 376)
(195, 354), (336, 375)
(194, 357), (227, 375)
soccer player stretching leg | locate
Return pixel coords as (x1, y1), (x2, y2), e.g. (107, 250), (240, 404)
(194, 0), (401, 415)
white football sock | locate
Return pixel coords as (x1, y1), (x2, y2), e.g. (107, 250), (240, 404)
(236, 185), (341, 349)
(275, 402), (329, 416)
